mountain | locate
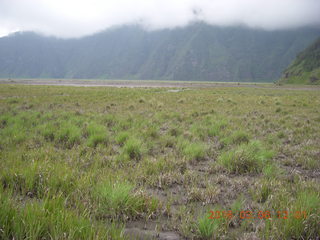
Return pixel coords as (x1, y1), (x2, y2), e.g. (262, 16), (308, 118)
(0, 23), (320, 82)
(279, 37), (320, 84)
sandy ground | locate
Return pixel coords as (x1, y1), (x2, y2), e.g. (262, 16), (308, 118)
(0, 78), (319, 91)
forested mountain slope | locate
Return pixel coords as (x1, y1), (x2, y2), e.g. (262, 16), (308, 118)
(279, 37), (320, 84)
(0, 23), (319, 82)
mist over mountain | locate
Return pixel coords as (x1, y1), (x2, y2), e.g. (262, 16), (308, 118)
(1, 23), (320, 82)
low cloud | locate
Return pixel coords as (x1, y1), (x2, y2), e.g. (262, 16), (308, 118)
(0, 0), (320, 38)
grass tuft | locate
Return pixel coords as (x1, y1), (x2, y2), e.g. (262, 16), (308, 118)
(208, 119), (227, 137)
(115, 131), (130, 145)
(222, 130), (250, 145)
(197, 210), (225, 239)
(0, 192), (116, 240)
(123, 138), (143, 160)
(56, 121), (81, 148)
(86, 123), (108, 147)
(179, 140), (207, 162)
(95, 180), (157, 220)
(264, 190), (320, 239)
(218, 140), (274, 174)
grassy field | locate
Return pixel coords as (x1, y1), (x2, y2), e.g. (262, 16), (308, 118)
(0, 84), (319, 239)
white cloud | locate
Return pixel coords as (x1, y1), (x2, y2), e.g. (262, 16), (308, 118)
(0, 0), (319, 38)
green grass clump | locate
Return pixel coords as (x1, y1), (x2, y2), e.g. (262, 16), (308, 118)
(262, 163), (282, 179)
(252, 179), (274, 203)
(0, 114), (10, 128)
(56, 121), (81, 148)
(0, 193), (115, 240)
(86, 123), (108, 147)
(264, 191), (320, 239)
(190, 124), (206, 140)
(9, 127), (27, 145)
(1, 161), (77, 198)
(180, 141), (207, 161)
(0, 114), (28, 145)
(115, 131), (130, 145)
(218, 141), (274, 174)
(208, 119), (227, 137)
(123, 138), (143, 160)
(161, 135), (176, 148)
(145, 124), (159, 139)
(103, 115), (117, 127)
(87, 134), (107, 148)
(143, 157), (177, 176)
(138, 97), (146, 103)
(222, 130), (250, 145)
(197, 214), (218, 239)
(41, 123), (56, 141)
(1, 162), (48, 198)
(95, 180), (157, 220)
(197, 210), (225, 239)
(169, 127), (181, 137)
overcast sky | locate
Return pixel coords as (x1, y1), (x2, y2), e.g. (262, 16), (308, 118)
(1, 0), (320, 38)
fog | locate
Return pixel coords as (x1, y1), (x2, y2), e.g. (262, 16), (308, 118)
(1, 0), (320, 38)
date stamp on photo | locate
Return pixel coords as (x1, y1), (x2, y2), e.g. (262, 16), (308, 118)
(208, 210), (308, 220)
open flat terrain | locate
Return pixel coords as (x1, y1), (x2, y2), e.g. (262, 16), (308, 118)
(1, 78), (320, 90)
(0, 83), (319, 239)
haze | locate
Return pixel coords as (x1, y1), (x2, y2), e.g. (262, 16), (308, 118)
(1, 0), (320, 38)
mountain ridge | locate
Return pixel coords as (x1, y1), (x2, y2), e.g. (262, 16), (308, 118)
(1, 23), (320, 82)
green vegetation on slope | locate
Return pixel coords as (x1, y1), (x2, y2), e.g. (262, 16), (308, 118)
(279, 37), (320, 84)
(0, 84), (319, 239)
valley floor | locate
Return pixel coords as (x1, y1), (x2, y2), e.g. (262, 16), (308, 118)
(1, 78), (320, 91)
(0, 84), (319, 239)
